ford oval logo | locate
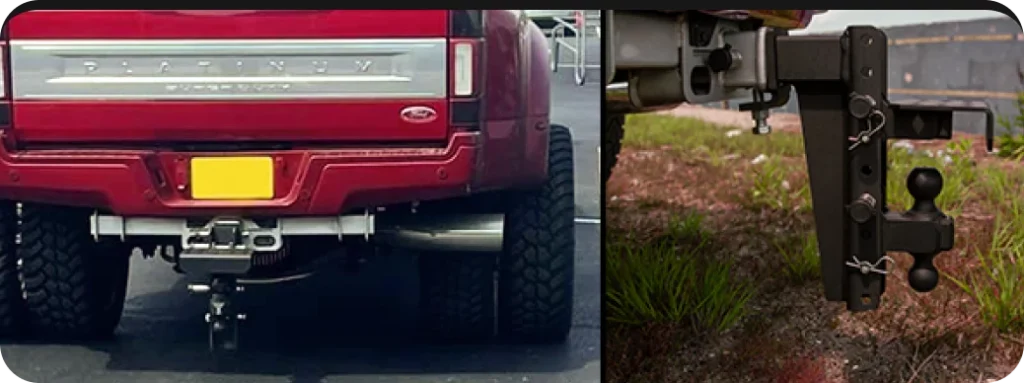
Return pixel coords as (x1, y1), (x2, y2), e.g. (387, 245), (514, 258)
(400, 106), (438, 124)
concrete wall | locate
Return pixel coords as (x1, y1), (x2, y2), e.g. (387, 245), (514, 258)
(707, 17), (1023, 135)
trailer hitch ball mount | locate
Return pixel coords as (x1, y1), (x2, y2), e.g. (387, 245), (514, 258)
(759, 26), (988, 311)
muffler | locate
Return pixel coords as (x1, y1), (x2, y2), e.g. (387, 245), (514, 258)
(374, 214), (504, 253)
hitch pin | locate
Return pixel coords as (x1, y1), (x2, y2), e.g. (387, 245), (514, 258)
(845, 255), (896, 275)
(848, 110), (887, 151)
(750, 91), (771, 135)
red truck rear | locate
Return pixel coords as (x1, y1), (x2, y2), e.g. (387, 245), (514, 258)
(0, 10), (576, 351)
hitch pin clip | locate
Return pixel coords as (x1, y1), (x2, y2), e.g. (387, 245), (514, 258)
(845, 255), (896, 275)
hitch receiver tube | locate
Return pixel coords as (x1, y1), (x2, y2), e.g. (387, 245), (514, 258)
(91, 213), (505, 253)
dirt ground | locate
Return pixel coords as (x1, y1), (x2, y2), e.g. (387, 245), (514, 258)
(606, 104), (1024, 383)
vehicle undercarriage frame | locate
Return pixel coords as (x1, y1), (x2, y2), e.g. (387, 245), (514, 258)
(93, 211), (506, 351)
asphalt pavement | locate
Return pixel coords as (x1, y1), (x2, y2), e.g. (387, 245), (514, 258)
(0, 28), (604, 383)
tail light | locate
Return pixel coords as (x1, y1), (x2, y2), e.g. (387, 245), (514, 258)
(0, 38), (10, 131)
(452, 42), (474, 96)
(449, 10), (484, 132)
(0, 36), (13, 151)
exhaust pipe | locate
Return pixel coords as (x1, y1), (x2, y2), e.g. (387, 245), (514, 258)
(606, 69), (687, 114)
(375, 214), (504, 253)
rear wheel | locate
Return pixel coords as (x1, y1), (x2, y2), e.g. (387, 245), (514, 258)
(418, 252), (496, 342)
(497, 124), (575, 343)
(0, 202), (26, 337)
(602, 114), (625, 185)
(19, 204), (130, 340)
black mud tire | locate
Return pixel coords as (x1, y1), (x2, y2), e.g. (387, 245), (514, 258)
(497, 124), (575, 343)
(0, 202), (26, 337)
(418, 253), (496, 342)
(19, 204), (130, 340)
(602, 114), (625, 185)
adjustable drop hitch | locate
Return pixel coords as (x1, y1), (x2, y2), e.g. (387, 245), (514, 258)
(741, 26), (995, 311)
(183, 218), (254, 352)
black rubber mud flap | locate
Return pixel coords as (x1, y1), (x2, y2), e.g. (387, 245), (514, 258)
(498, 124), (575, 343)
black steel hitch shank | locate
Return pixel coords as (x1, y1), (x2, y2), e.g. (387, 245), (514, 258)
(189, 277), (246, 352)
(757, 26), (993, 312)
(185, 219), (250, 352)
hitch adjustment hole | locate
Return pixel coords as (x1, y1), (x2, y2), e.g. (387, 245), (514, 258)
(690, 66), (712, 96)
(860, 165), (873, 177)
(860, 67), (873, 78)
(860, 229), (873, 240)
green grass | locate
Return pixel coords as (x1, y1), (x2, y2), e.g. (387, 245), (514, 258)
(995, 92), (1024, 160)
(617, 110), (1023, 335)
(606, 213), (755, 333)
(749, 156), (811, 214)
(947, 89), (1024, 332)
(773, 231), (822, 284)
(949, 198), (1024, 333)
(623, 114), (805, 159)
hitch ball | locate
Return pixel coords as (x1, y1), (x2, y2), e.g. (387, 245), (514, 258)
(905, 167), (946, 293)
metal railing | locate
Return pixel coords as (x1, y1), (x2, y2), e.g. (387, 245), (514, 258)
(547, 10), (601, 86)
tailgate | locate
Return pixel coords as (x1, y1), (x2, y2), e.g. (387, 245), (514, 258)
(6, 10), (452, 144)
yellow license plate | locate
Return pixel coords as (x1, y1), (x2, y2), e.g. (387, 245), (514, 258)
(190, 156), (274, 200)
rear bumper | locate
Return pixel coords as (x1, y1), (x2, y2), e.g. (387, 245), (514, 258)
(0, 132), (479, 216)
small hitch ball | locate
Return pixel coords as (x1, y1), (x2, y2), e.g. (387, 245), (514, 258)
(907, 168), (943, 204)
